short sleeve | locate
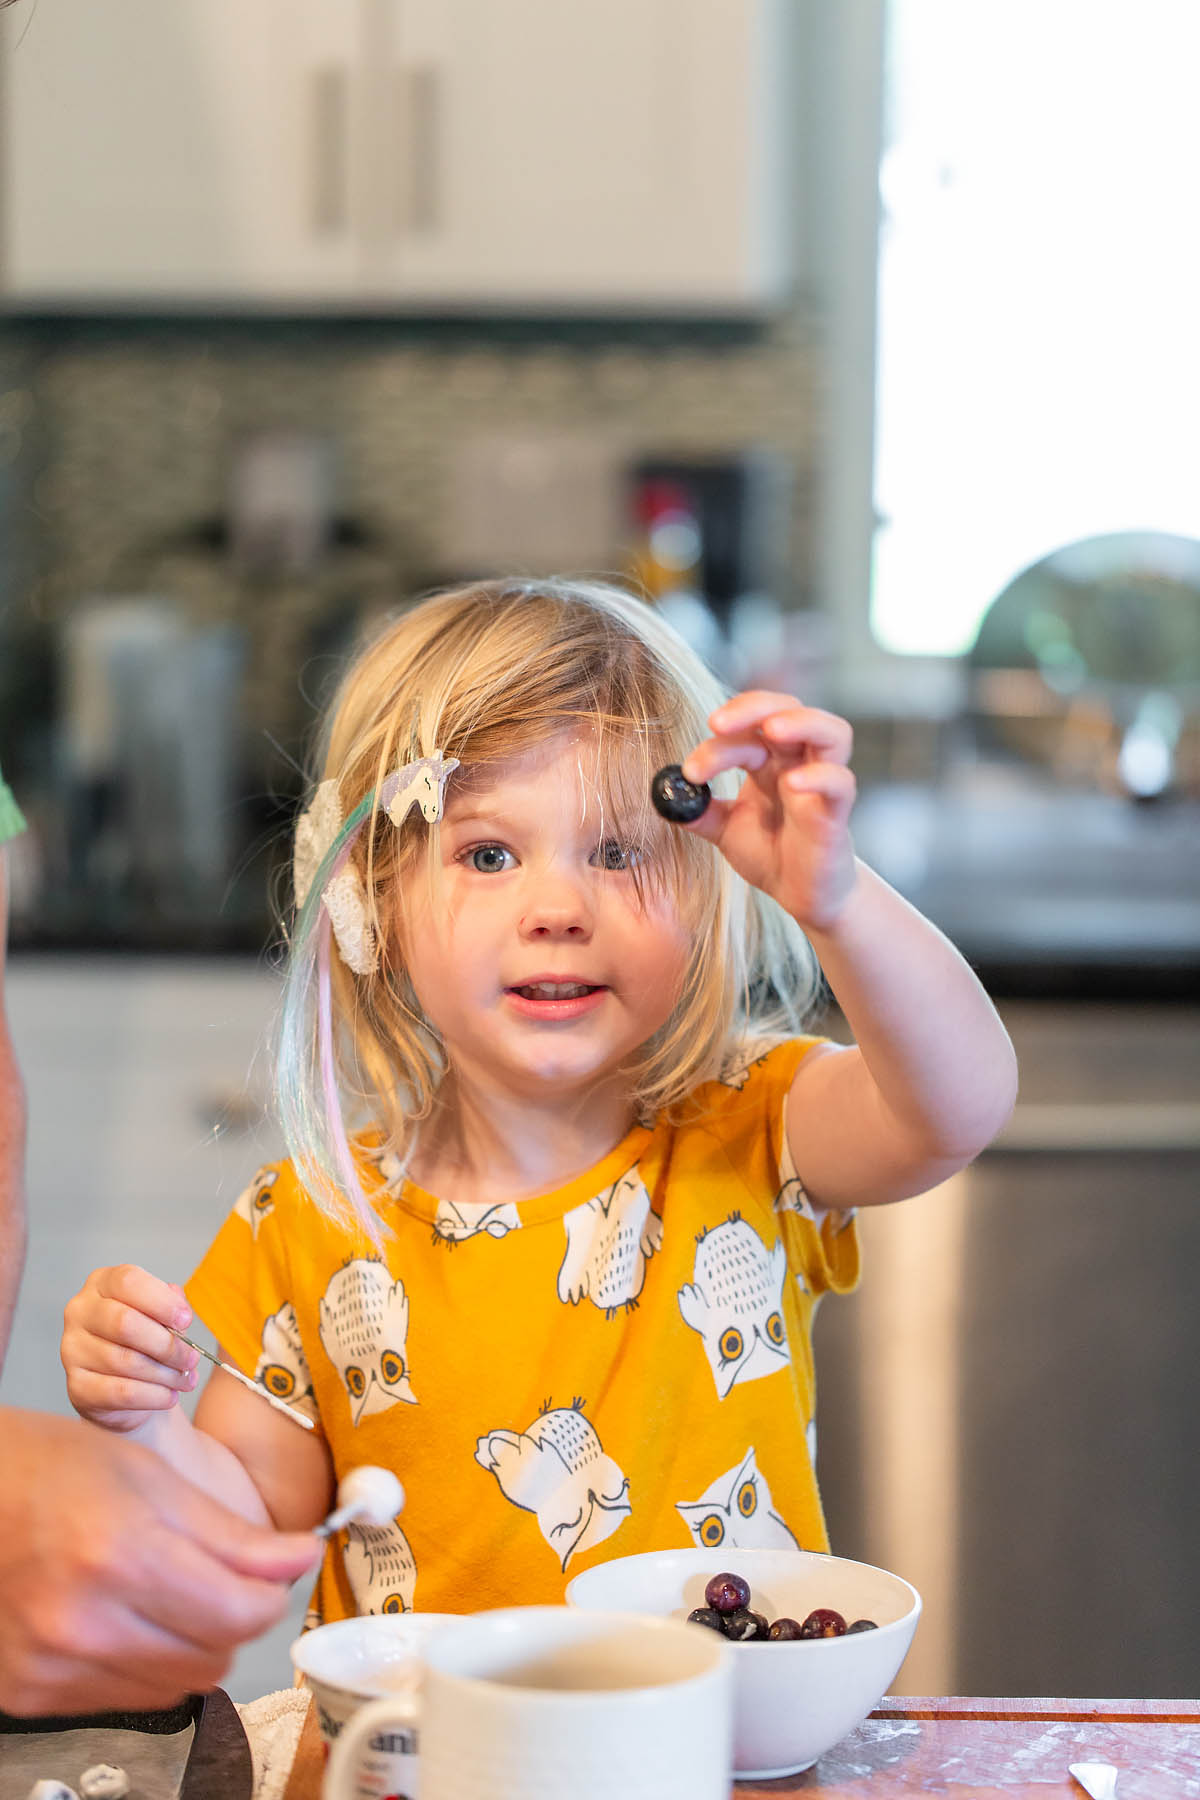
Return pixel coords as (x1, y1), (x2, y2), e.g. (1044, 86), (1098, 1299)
(184, 1160), (319, 1417)
(692, 1035), (860, 1299)
(771, 1092), (861, 1299)
(776, 1192), (861, 1298)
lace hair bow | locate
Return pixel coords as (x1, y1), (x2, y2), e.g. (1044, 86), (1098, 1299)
(292, 750), (459, 974)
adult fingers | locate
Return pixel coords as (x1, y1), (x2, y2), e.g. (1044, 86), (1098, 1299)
(9, 1597), (234, 1714)
(119, 1521), (307, 1663)
(143, 1464), (322, 1602)
(44, 1512), (300, 1684)
(177, 1486), (323, 1588)
(0, 1639), (227, 1718)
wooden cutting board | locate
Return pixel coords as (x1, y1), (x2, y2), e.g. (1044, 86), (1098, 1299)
(281, 1695), (324, 1800)
(282, 1694), (1200, 1798)
(735, 1697), (1200, 1797)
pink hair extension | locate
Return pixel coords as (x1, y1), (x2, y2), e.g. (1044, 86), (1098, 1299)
(278, 789), (386, 1247)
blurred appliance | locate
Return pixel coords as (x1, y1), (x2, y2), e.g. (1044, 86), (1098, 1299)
(228, 430), (336, 579)
(626, 451), (801, 688)
(628, 451), (790, 621)
(447, 429), (627, 577)
(61, 599), (244, 922)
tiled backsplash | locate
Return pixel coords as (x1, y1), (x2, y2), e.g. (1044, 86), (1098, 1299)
(4, 309), (822, 625)
(0, 308), (824, 947)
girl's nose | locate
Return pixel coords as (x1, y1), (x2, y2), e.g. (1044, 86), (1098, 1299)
(519, 870), (594, 939)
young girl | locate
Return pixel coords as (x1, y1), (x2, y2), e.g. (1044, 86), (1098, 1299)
(62, 577), (1017, 1625)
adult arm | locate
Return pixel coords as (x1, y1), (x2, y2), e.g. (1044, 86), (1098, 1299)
(0, 1407), (321, 1716)
(0, 849), (27, 1371)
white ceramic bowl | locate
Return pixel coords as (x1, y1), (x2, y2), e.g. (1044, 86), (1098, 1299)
(565, 1547), (921, 1779)
(289, 1612), (455, 1747)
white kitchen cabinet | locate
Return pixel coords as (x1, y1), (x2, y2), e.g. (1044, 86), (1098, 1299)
(0, 0), (791, 311)
(2, 0), (369, 301)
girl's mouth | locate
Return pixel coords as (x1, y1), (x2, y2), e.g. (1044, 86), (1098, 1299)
(504, 981), (608, 1019)
(510, 981), (600, 1001)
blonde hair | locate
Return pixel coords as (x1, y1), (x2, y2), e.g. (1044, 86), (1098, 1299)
(277, 577), (820, 1234)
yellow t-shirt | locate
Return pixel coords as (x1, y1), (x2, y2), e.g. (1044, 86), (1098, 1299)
(185, 1038), (859, 1626)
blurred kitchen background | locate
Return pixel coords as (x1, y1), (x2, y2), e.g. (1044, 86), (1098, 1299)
(2, 0), (1199, 1705)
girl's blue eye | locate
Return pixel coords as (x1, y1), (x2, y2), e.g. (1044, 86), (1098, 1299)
(467, 844), (515, 873)
(593, 839), (640, 871)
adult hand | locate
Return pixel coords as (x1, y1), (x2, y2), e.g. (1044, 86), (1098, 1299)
(0, 1407), (320, 1716)
(680, 690), (858, 932)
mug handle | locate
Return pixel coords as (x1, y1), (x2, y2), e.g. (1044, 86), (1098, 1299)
(323, 1692), (421, 1800)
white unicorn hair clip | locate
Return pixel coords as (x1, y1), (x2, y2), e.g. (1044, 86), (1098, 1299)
(293, 748), (459, 974)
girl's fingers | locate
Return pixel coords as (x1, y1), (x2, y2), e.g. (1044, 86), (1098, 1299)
(94, 1293), (196, 1374)
(782, 760), (858, 825)
(676, 793), (735, 846)
(680, 735), (770, 785)
(682, 698), (852, 785)
(685, 763), (855, 849)
(710, 689), (804, 729)
(66, 1364), (187, 1417)
(69, 1266), (196, 1375)
(101, 1264), (193, 1335)
(760, 706), (853, 766)
(712, 692), (852, 756)
(75, 1330), (199, 1392)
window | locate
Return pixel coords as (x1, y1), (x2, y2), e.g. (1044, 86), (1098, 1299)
(872, 1), (1200, 654)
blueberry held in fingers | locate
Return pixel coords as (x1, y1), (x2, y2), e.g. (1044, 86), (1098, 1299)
(651, 764), (711, 823)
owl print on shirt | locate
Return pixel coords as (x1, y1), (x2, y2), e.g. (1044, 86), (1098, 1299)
(716, 1040), (772, 1090)
(318, 1258), (416, 1425)
(677, 1213), (790, 1398)
(432, 1197), (522, 1246)
(677, 1447), (800, 1551)
(233, 1165), (281, 1238)
(557, 1168), (663, 1317)
(773, 1122), (819, 1224)
(475, 1399), (632, 1571)
(341, 1516), (418, 1614)
(774, 1117), (857, 1241)
(254, 1301), (317, 1419)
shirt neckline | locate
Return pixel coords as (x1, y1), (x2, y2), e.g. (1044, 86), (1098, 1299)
(382, 1116), (658, 1227)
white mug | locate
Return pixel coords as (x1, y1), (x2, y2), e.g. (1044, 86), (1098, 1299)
(325, 1605), (733, 1800)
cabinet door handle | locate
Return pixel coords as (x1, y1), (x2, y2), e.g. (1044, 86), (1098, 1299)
(398, 64), (439, 235)
(310, 64), (349, 236)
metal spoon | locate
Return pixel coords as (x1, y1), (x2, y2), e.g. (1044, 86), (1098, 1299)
(171, 1328), (315, 1430)
(1069, 1764), (1119, 1800)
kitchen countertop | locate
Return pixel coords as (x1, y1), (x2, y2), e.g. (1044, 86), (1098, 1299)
(277, 1694), (1200, 1799)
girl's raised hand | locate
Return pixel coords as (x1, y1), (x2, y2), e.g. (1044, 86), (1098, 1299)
(61, 1264), (200, 1435)
(679, 690), (858, 932)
